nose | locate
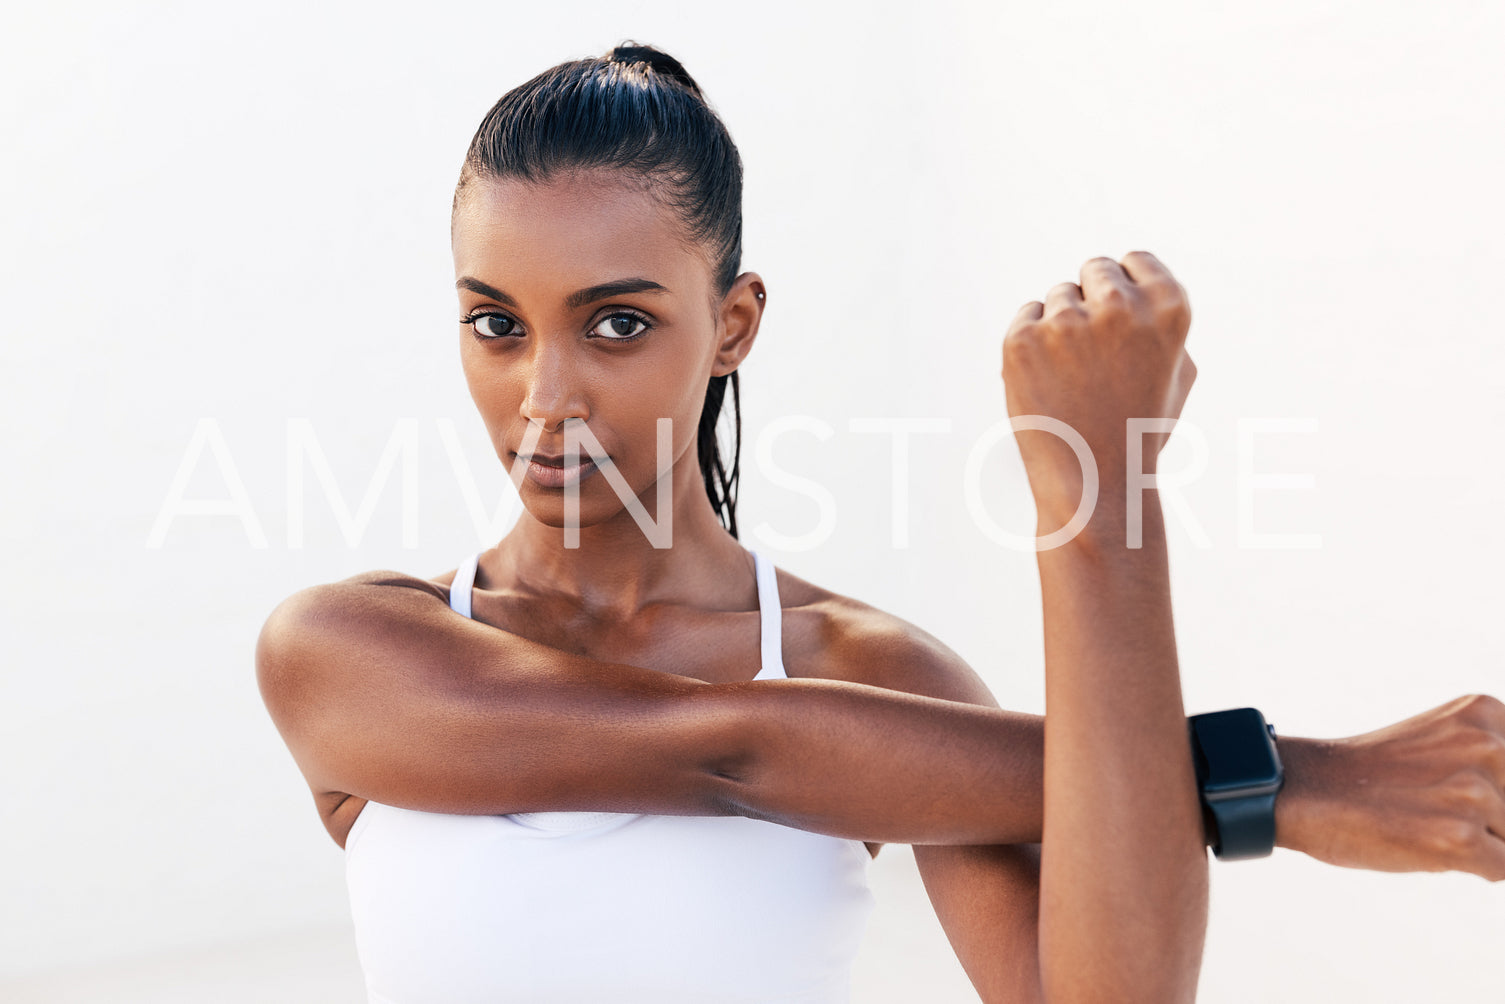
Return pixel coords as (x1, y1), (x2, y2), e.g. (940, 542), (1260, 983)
(518, 338), (589, 433)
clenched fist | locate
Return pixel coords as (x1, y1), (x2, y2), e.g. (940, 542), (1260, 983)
(1002, 251), (1197, 534)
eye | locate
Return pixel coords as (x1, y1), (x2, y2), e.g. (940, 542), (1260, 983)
(591, 310), (651, 342)
(463, 311), (519, 340)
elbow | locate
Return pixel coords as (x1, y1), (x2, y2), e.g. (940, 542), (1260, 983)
(668, 685), (772, 821)
(254, 588), (315, 722)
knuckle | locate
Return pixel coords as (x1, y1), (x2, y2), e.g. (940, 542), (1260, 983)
(1042, 302), (1087, 331)
(1426, 818), (1480, 858)
(1464, 726), (1505, 768)
(1448, 771), (1495, 814)
(1463, 693), (1505, 722)
(1462, 722), (1505, 761)
(1098, 281), (1130, 303)
(1446, 693), (1505, 732)
(1096, 284), (1132, 311)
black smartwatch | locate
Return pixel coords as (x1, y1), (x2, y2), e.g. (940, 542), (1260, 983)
(1187, 708), (1284, 861)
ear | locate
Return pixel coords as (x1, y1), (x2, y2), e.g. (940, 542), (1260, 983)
(710, 272), (766, 377)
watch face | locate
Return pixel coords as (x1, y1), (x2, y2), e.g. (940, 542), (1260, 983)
(1193, 708), (1283, 799)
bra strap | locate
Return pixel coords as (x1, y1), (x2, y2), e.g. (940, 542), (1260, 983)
(750, 550), (786, 679)
(450, 551), (480, 619)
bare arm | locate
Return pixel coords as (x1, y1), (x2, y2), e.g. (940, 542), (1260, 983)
(821, 622), (1505, 1003)
(914, 252), (1505, 1003)
(256, 572), (1049, 846)
(257, 570), (1505, 866)
(999, 252), (1208, 1002)
(1035, 505), (1205, 1002)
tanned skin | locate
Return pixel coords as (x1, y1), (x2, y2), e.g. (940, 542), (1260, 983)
(258, 171), (1505, 1003)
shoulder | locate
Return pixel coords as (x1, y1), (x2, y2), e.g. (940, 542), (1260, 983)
(254, 567), (460, 705)
(259, 566), (461, 641)
(772, 564), (999, 709)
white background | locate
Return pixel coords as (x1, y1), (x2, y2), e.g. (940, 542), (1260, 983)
(2, 0), (1502, 1000)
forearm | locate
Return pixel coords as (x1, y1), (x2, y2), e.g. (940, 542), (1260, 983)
(700, 680), (1045, 844)
(711, 683), (1336, 852)
(1034, 505), (1207, 1003)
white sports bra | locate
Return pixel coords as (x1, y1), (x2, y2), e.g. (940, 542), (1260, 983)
(344, 548), (876, 1003)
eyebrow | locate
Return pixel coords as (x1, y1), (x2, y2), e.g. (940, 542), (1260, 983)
(455, 276), (670, 310)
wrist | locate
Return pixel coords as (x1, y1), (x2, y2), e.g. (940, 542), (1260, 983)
(1030, 462), (1148, 531)
(1271, 734), (1341, 858)
(1035, 496), (1164, 561)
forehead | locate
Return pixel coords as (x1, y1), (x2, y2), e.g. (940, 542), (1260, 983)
(451, 171), (710, 295)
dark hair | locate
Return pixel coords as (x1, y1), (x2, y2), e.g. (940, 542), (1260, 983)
(455, 41), (744, 537)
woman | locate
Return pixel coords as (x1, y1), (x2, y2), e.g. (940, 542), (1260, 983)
(257, 43), (1505, 1003)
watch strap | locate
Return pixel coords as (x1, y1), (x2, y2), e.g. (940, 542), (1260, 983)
(1207, 790), (1279, 860)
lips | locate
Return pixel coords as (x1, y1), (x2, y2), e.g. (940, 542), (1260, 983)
(514, 452), (602, 490)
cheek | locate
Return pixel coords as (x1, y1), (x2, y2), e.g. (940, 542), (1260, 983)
(635, 360), (714, 451)
(459, 352), (521, 447)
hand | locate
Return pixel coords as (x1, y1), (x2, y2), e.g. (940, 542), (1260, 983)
(1277, 693), (1505, 881)
(1001, 251), (1197, 526)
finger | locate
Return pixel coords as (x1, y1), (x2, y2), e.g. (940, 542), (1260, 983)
(1119, 249), (1176, 287)
(1042, 282), (1084, 316)
(1079, 256), (1129, 300)
(1007, 300), (1043, 336)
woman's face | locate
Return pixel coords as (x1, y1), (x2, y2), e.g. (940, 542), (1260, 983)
(451, 169), (758, 534)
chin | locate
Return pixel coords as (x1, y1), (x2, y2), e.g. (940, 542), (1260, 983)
(518, 488), (656, 533)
